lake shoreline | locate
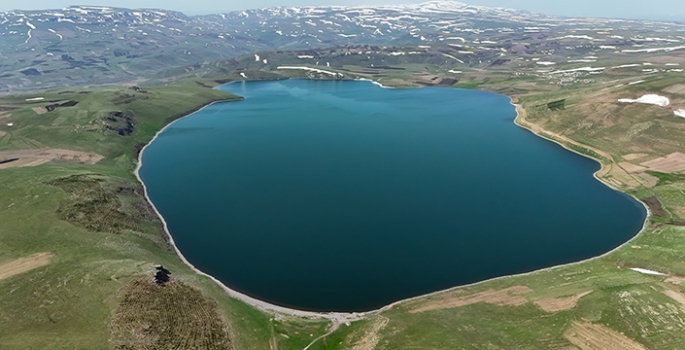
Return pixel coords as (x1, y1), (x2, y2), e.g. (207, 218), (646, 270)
(135, 97), (370, 323)
(376, 97), (652, 313)
(134, 79), (650, 322)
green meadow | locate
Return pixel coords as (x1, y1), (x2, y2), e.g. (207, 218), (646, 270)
(2, 50), (685, 348)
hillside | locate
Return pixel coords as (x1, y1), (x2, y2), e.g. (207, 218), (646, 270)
(2, 1), (685, 349)
(2, 1), (685, 90)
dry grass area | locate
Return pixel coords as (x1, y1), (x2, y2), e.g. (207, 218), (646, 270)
(110, 276), (234, 350)
(534, 291), (593, 313)
(632, 172), (659, 188)
(31, 107), (48, 115)
(663, 290), (685, 313)
(0, 148), (103, 169)
(409, 286), (532, 313)
(348, 316), (389, 350)
(47, 173), (163, 235)
(0, 252), (53, 280)
(514, 104), (651, 190)
(515, 105), (614, 162)
(663, 84), (685, 95)
(640, 152), (685, 173)
(564, 322), (647, 350)
(0, 158), (51, 168)
(618, 162), (648, 174)
(518, 83), (685, 193)
(665, 276), (685, 285)
(602, 163), (643, 189)
(624, 153), (649, 161)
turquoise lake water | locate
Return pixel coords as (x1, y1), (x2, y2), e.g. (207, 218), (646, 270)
(139, 79), (646, 312)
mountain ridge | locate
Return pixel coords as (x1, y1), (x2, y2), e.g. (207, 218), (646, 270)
(1, 1), (684, 91)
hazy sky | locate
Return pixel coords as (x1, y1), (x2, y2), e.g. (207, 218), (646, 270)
(2, 0), (684, 21)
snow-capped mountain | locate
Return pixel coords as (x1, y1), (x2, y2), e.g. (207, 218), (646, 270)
(1, 1), (684, 91)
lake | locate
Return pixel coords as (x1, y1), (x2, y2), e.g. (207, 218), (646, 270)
(139, 79), (646, 312)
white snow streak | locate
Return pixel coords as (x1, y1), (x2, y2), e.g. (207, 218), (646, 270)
(623, 45), (685, 53)
(630, 268), (666, 276)
(618, 94), (670, 107)
(277, 66), (342, 77)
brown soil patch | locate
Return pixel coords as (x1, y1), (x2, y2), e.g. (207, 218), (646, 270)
(110, 276), (234, 350)
(664, 290), (685, 313)
(0, 148), (103, 169)
(673, 207), (685, 221)
(410, 286), (532, 313)
(564, 322), (647, 350)
(0, 130), (5, 137)
(0, 253), (53, 280)
(349, 316), (389, 350)
(601, 163), (642, 189)
(618, 162), (647, 173)
(32, 106), (47, 115)
(666, 276), (685, 285)
(534, 291), (592, 312)
(269, 334), (278, 350)
(623, 153), (649, 161)
(632, 172), (659, 188)
(644, 55), (685, 65)
(640, 152), (685, 173)
(0, 158), (52, 169)
(641, 196), (667, 217)
(664, 84), (685, 95)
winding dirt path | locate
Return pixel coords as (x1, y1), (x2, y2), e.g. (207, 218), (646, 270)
(349, 316), (389, 350)
(302, 322), (341, 350)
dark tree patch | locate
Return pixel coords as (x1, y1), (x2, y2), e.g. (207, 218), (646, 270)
(547, 99), (566, 111)
(641, 196), (667, 217)
(196, 81), (215, 88)
(45, 100), (79, 112)
(103, 111), (136, 136)
(20, 68), (41, 76)
(490, 58), (510, 66)
(0, 158), (19, 165)
(438, 78), (458, 86)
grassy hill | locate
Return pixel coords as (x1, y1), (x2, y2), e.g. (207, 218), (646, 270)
(0, 80), (346, 349)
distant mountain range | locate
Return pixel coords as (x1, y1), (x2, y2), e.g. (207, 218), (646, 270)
(1, 1), (684, 91)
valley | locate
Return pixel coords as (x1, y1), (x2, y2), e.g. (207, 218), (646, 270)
(2, 1), (685, 349)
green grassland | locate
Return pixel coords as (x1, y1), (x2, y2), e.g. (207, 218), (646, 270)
(3, 47), (685, 349)
(0, 80), (352, 349)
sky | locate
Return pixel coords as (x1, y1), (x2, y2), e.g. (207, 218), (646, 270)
(1, 0), (684, 21)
